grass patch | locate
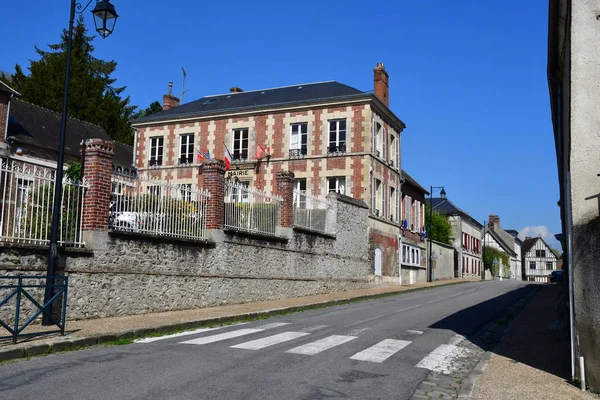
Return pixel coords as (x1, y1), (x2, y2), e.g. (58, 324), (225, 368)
(102, 337), (134, 346)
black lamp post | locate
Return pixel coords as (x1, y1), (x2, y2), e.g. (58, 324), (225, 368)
(43, 0), (118, 325)
(428, 186), (446, 282)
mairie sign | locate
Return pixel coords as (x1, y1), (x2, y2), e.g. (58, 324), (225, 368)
(227, 170), (250, 178)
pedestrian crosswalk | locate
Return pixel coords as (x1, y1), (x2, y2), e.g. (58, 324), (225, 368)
(140, 322), (463, 370)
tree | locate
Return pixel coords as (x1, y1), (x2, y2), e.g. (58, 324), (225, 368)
(424, 204), (452, 244)
(551, 248), (561, 258)
(483, 248), (509, 277)
(9, 17), (136, 145)
(133, 101), (162, 119)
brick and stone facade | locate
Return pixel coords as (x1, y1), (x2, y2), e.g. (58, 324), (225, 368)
(132, 65), (406, 282)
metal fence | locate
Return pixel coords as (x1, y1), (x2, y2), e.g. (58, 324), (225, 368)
(0, 162), (87, 247)
(293, 190), (332, 234)
(0, 275), (68, 344)
(224, 181), (282, 236)
(110, 171), (211, 241)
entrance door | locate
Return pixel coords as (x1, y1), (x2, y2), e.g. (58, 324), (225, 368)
(409, 270), (416, 285)
(374, 248), (382, 276)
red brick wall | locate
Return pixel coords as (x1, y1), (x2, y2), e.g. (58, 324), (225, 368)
(275, 171), (295, 228)
(371, 231), (399, 276)
(81, 139), (114, 231)
(202, 160), (226, 229)
(0, 92), (11, 143)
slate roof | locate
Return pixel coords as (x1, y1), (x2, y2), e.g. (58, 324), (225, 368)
(505, 229), (519, 238)
(520, 237), (557, 259)
(401, 170), (429, 194)
(132, 81), (404, 127)
(7, 98), (133, 168)
(426, 197), (483, 229)
(487, 229), (517, 257)
(520, 237), (538, 257)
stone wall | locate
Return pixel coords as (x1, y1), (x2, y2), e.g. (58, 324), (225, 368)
(0, 194), (371, 321)
(431, 240), (455, 281)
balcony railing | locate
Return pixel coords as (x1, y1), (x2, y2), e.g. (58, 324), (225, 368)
(148, 158), (163, 167)
(232, 151), (248, 161)
(289, 148), (307, 158)
(179, 156), (194, 165)
(327, 144), (346, 155)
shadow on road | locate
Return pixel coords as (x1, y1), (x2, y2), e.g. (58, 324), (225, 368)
(429, 282), (570, 380)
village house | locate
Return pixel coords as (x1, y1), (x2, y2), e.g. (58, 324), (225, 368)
(131, 63), (406, 282)
(399, 170), (427, 284)
(427, 197), (483, 278)
(483, 214), (522, 279)
(520, 236), (558, 282)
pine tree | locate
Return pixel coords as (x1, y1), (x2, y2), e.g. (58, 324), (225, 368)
(10, 16), (136, 144)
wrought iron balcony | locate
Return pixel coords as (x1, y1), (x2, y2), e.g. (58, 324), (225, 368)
(179, 156), (193, 165)
(327, 144), (346, 155)
(148, 158), (162, 167)
(232, 151), (248, 161)
(289, 148), (307, 158)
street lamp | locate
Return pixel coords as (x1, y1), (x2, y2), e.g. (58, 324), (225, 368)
(428, 186), (446, 282)
(43, 0), (119, 325)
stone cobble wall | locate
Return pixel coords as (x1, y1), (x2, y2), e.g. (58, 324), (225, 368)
(0, 194), (371, 322)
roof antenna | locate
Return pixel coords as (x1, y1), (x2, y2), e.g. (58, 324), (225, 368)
(180, 67), (188, 104)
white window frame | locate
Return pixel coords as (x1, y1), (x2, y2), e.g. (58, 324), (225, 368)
(294, 178), (307, 209)
(180, 183), (192, 201)
(389, 134), (396, 166)
(382, 127), (387, 161)
(149, 136), (164, 166)
(232, 128), (249, 161)
(328, 119), (347, 153)
(290, 123), (308, 156)
(328, 176), (346, 195)
(372, 178), (381, 216)
(228, 180), (250, 203)
(179, 133), (195, 164)
(415, 200), (421, 231)
(402, 244), (421, 267)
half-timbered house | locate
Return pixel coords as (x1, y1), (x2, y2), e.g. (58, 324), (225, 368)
(520, 236), (558, 282)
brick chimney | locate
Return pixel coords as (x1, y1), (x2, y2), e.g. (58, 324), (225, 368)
(373, 62), (389, 107)
(230, 87), (244, 93)
(488, 213), (500, 230)
(162, 82), (180, 111)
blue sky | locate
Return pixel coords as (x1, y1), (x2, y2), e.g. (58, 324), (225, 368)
(1, 0), (561, 249)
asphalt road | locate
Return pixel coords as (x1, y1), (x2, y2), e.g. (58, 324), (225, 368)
(0, 280), (537, 400)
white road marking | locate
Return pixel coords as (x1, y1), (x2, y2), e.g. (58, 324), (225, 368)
(254, 322), (291, 330)
(287, 335), (357, 355)
(231, 332), (310, 350)
(301, 325), (330, 332)
(348, 327), (370, 336)
(180, 328), (264, 345)
(415, 344), (457, 370)
(134, 323), (247, 343)
(405, 330), (424, 335)
(349, 339), (412, 363)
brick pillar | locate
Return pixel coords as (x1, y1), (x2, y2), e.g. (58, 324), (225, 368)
(203, 159), (226, 230)
(81, 139), (114, 232)
(276, 171), (295, 228)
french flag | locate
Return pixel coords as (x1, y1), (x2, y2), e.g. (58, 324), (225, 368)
(224, 145), (232, 171)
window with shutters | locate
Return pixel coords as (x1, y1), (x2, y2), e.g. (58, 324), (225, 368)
(415, 200), (421, 231)
(405, 196), (412, 228)
(389, 134), (397, 167)
(372, 178), (382, 216)
(382, 127), (387, 161)
(373, 121), (380, 157)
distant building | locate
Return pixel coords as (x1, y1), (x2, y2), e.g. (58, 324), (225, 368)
(484, 214), (522, 279)
(427, 197), (483, 278)
(400, 170), (428, 284)
(520, 237), (558, 282)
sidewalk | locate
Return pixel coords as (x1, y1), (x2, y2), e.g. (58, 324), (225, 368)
(471, 284), (598, 400)
(0, 277), (478, 361)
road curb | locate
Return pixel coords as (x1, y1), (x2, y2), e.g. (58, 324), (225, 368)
(0, 279), (474, 363)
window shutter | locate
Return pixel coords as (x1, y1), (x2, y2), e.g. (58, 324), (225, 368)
(382, 127), (387, 160)
(371, 176), (376, 213)
(396, 190), (400, 223)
